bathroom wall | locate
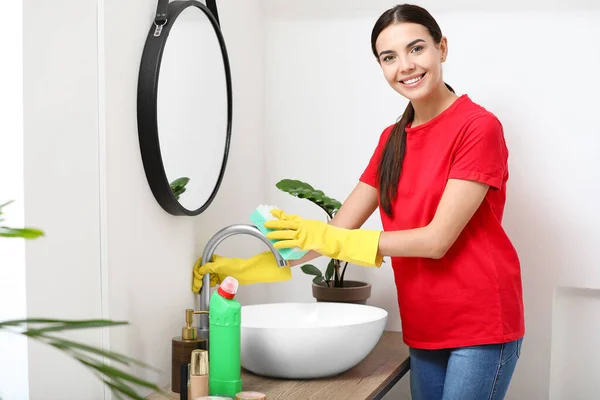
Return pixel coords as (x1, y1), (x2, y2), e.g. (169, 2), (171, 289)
(261, 2), (600, 400)
(21, 0), (266, 399)
(23, 0), (104, 398)
(0, 2), (28, 399)
(103, 0), (267, 397)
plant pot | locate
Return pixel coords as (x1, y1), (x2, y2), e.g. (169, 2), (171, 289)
(311, 280), (372, 305)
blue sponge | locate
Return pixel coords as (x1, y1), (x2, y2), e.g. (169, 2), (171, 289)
(250, 204), (308, 261)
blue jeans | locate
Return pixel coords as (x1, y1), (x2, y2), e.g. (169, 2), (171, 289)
(409, 338), (523, 400)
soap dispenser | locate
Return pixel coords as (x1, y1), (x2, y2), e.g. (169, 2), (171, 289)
(172, 308), (208, 393)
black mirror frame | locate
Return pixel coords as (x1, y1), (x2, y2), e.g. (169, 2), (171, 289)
(137, 0), (232, 216)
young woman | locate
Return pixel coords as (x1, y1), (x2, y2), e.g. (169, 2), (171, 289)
(262, 4), (525, 400)
(194, 4), (524, 399)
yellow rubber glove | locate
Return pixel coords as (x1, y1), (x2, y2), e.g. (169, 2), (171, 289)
(192, 250), (292, 293)
(264, 209), (383, 267)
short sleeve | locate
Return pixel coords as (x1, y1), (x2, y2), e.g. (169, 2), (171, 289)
(448, 115), (508, 190)
(359, 125), (394, 188)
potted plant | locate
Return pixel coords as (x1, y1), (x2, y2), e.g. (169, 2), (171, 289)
(0, 200), (161, 399)
(275, 179), (372, 304)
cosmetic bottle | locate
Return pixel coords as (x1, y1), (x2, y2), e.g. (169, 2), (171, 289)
(190, 349), (209, 398)
(179, 363), (189, 400)
(172, 309), (208, 393)
(209, 276), (242, 397)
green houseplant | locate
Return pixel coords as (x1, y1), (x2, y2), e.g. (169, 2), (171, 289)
(275, 179), (373, 304)
(0, 200), (162, 400)
(170, 177), (189, 200)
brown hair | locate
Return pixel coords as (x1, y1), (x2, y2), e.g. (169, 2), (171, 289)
(371, 4), (454, 217)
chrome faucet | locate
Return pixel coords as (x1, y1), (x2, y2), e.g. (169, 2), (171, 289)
(196, 224), (287, 339)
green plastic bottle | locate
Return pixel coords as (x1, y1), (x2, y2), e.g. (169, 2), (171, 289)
(209, 276), (242, 397)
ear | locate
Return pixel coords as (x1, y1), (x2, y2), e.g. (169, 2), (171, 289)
(440, 36), (448, 62)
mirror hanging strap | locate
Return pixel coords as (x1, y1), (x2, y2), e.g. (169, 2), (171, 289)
(153, 0), (170, 37)
(205, 0), (220, 26)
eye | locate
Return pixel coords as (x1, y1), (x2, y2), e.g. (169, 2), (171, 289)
(410, 45), (424, 54)
(382, 54), (396, 62)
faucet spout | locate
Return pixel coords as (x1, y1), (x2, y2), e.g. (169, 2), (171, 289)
(196, 224), (287, 338)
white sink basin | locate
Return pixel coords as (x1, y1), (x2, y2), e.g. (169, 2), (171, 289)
(240, 302), (388, 379)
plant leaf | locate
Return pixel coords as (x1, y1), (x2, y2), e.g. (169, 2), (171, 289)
(78, 357), (160, 391)
(0, 227), (44, 239)
(48, 337), (160, 371)
(0, 318), (122, 327)
(300, 264), (322, 277)
(275, 179), (341, 218)
(170, 177), (190, 200)
(170, 177), (190, 188)
(103, 379), (146, 400)
(18, 320), (128, 336)
(0, 200), (15, 210)
(325, 259), (335, 282)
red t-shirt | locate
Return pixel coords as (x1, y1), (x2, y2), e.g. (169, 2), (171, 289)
(360, 94), (525, 349)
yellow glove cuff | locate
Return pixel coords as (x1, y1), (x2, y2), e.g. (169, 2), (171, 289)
(330, 226), (383, 267)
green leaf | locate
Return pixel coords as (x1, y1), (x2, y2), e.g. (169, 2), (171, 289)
(325, 259), (335, 282)
(275, 179), (341, 218)
(170, 177), (190, 200)
(78, 357), (160, 391)
(170, 177), (190, 188)
(0, 201), (44, 239)
(15, 320), (129, 336)
(112, 388), (127, 400)
(300, 264), (322, 277)
(103, 379), (146, 400)
(48, 337), (160, 371)
(276, 179), (314, 192)
(0, 200), (15, 210)
(0, 318), (119, 326)
(0, 227), (44, 239)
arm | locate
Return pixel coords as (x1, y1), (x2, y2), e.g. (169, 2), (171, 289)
(289, 182), (378, 267)
(377, 179), (489, 259)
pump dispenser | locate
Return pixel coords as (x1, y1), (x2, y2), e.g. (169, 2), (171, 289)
(172, 309), (208, 393)
(209, 276), (242, 397)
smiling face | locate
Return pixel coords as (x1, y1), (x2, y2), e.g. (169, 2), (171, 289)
(375, 22), (447, 102)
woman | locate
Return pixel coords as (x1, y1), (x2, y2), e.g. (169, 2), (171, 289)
(264, 4), (525, 399)
(194, 4), (524, 399)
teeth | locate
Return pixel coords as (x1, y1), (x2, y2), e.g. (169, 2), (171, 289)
(402, 75), (423, 85)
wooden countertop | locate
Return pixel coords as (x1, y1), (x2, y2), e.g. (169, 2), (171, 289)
(147, 330), (409, 400)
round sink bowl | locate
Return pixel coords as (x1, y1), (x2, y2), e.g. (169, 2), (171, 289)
(240, 302), (388, 379)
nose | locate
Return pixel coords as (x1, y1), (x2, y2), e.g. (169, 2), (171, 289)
(396, 55), (415, 77)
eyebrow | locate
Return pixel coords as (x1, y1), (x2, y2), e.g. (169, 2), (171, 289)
(378, 39), (426, 57)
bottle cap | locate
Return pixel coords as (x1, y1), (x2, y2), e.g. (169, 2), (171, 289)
(235, 392), (267, 400)
(217, 276), (239, 300)
(181, 309), (209, 340)
(182, 309), (197, 340)
(191, 349), (208, 375)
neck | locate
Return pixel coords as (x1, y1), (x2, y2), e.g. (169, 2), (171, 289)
(410, 84), (459, 127)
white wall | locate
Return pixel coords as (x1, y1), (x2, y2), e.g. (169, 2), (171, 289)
(103, 0), (267, 396)
(23, 0), (104, 398)
(262, 4), (600, 400)
(20, 0), (267, 399)
(0, 1), (28, 399)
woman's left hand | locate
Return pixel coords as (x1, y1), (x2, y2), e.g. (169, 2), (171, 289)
(264, 209), (383, 267)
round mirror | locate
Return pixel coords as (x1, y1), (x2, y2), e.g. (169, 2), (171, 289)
(137, 0), (232, 216)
